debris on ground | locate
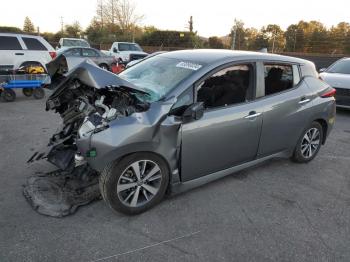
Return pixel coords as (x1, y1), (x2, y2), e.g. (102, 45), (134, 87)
(23, 164), (101, 217)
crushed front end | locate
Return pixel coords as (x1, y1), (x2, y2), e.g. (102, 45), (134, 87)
(25, 56), (150, 217)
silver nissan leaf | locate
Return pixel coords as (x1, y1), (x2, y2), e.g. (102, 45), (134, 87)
(29, 50), (336, 215)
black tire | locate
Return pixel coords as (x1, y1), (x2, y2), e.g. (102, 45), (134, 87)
(22, 88), (33, 97)
(99, 64), (109, 71)
(99, 153), (170, 215)
(292, 121), (323, 163)
(33, 88), (45, 99)
(2, 89), (16, 102)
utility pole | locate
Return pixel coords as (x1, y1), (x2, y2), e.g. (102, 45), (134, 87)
(188, 16), (193, 33)
(60, 16), (64, 35)
(271, 29), (276, 53)
(231, 26), (237, 50)
(293, 30), (297, 52)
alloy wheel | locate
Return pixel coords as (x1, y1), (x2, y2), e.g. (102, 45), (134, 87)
(300, 127), (320, 158)
(117, 160), (162, 207)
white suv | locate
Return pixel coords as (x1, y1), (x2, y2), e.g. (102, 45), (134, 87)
(0, 33), (56, 72)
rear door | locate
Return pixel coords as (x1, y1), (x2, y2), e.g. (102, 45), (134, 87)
(0, 35), (24, 71)
(255, 61), (314, 157)
(81, 48), (100, 64)
(20, 36), (52, 66)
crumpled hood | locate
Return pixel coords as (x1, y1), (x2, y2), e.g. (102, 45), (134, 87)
(46, 54), (146, 91)
(45, 54), (148, 110)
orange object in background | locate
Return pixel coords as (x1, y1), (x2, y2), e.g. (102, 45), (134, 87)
(111, 63), (125, 74)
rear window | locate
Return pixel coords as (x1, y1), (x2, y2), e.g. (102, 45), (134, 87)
(118, 43), (142, 52)
(0, 36), (22, 50)
(22, 37), (47, 51)
(327, 59), (350, 74)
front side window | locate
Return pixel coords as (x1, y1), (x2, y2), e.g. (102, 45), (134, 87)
(264, 64), (293, 96)
(197, 64), (254, 109)
(119, 56), (203, 102)
(0, 36), (22, 50)
(22, 37), (47, 51)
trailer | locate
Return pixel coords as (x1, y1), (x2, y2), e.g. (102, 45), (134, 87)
(0, 74), (50, 102)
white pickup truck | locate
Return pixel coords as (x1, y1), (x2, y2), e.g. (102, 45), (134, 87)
(102, 42), (148, 63)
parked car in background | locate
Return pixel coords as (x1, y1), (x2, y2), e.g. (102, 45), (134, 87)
(319, 58), (350, 109)
(0, 33), (56, 73)
(56, 38), (90, 51)
(102, 42), (148, 63)
(126, 51), (167, 68)
(34, 50), (336, 215)
(59, 47), (117, 71)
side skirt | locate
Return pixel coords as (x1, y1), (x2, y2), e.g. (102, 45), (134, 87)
(169, 150), (291, 195)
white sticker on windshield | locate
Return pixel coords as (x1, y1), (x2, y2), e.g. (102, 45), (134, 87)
(176, 61), (202, 71)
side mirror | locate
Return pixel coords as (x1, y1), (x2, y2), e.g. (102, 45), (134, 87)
(319, 68), (326, 73)
(183, 102), (204, 121)
(113, 47), (119, 53)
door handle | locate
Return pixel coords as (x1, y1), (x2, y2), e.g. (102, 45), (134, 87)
(15, 53), (24, 55)
(298, 98), (310, 105)
(244, 111), (262, 119)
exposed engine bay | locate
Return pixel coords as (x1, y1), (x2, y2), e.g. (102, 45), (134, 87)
(25, 56), (150, 217)
(29, 56), (150, 170)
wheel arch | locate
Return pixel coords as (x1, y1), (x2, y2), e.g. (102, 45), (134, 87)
(314, 118), (328, 144)
(101, 150), (173, 191)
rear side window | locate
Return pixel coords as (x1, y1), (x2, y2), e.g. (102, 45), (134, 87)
(82, 48), (99, 57)
(0, 36), (22, 50)
(264, 64), (293, 96)
(22, 37), (47, 51)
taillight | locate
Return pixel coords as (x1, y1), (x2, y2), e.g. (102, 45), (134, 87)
(321, 88), (336, 98)
(49, 51), (57, 59)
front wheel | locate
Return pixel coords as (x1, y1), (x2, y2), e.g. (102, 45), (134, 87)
(100, 153), (169, 215)
(292, 122), (323, 163)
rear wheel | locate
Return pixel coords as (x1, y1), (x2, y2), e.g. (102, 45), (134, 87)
(33, 88), (45, 99)
(100, 153), (169, 215)
(22, 88), (33, 97)
(2, 89), (16, 102)
(292, 122), (323, 163)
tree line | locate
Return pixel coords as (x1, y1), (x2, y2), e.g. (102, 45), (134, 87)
(1, 0), (350, 55)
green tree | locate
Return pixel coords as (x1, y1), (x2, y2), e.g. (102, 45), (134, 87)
(264, 24), (285, 53)
(285, 24), (298, 52)
(0, 26), (22, 33)
(208, 36), (224, 49)
(65, 21), (82, 38)
(23, 16), (35, 33)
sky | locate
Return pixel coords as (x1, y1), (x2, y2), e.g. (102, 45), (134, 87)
(1, 0), (350, 37)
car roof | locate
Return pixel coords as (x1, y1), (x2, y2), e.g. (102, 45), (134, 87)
(0, 32), (43, 39)
(61, 38), (88, 41)
(160, 49), (309, 65)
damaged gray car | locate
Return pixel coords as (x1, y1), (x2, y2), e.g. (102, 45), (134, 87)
(28, 50), (336, 215)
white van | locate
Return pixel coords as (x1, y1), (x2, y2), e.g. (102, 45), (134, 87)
(0, 33), (56, 72)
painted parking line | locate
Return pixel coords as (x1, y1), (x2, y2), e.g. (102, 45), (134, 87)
(90, 230), (201, 262)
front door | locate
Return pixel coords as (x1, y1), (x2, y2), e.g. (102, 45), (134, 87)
(180, 63), (263, 182)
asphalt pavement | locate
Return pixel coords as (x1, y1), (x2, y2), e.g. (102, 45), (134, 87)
(0, 90), (350, 262)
